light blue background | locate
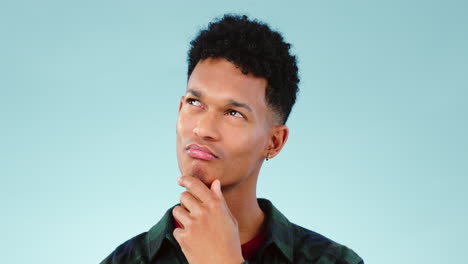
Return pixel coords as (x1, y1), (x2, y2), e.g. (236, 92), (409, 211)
(1, 0), (467, 263)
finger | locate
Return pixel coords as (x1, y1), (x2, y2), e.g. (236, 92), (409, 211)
(173, 226), (184, 244)
(210, 179), (224, 200)
(210, 179), (235, 219)
(172, 205), (191, 228)
(178, 176), (213, 203)
(180, 191), (203, 213)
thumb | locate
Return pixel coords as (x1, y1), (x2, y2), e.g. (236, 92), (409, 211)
(210, 179), (223, 199)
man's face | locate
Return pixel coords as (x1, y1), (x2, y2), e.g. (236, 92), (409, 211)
(176, 58), (273, 188)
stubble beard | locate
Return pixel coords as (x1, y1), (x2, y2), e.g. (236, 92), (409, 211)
(187, 161), (213, 187)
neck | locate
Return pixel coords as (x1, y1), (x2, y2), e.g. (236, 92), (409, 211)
(222, 176), (265, 244)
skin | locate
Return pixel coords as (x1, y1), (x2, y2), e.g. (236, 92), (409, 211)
(173, 58), (289, 263)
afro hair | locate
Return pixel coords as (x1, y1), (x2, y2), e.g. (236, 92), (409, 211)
(187, 14), (299, 124)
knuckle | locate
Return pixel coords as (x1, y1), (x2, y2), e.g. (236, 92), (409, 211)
(180, 191), (189, 201)
(212, 195), (222, 203)
(192, 207), (204, 218)
(207, 199), (220, 211)
(173, 205), (182, 213)
(185, 179), (193, 188)
(173, 228), (181, 239)
(174, 230), (186, 245)
(184, 220), (192, 229)
(173, 206), (186, 218)
(172, 206), (178, 215)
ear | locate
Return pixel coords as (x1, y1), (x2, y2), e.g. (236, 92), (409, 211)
(265, 125), (289, 159)
(178, 96), (184, 112)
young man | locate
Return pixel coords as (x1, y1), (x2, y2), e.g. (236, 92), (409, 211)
(102, 14), (363, 264)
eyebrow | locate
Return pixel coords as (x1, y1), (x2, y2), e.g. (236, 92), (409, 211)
(227, 100), (252, 112)
(186, 89), (202, 98)
(186, 89), (253, 112)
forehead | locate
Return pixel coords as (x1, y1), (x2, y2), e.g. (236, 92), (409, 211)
(187, 58), (268, 110)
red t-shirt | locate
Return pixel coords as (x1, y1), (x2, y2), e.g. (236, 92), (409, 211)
(173, 219), (265, 260)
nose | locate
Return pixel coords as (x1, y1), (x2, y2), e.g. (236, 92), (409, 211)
(193, 112), (220, 141)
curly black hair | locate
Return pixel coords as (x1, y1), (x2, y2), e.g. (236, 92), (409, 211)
(187, 14), (299, 124)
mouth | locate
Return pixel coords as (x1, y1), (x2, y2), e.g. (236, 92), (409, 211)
(185, 144), (218, 161)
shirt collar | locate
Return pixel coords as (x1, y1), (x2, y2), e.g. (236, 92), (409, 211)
(258, 198), (294, 262)
(146, 206), (178, 260)
(145, 199), (294, 262)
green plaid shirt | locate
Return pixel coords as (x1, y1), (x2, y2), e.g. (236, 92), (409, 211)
(101, 199), (363, 264)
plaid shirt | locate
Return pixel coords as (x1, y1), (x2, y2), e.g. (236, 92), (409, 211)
(101, 199), (363, 264)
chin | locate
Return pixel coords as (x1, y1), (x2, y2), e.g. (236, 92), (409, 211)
(182, 161), (216, 187)
(189, 167), (209, 184)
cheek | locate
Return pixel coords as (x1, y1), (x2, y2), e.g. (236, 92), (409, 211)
(226, 127), (267, 158)
(176, 114), (193, 171)
(176, 114), (193, 158)
(176, 112), (194, 137)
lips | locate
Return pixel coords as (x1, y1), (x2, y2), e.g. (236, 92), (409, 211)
(186, 144), (218, 161)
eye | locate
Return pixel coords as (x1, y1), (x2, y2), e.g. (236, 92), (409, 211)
(226, 109), (244, 119)
(186, 98), (202, 107)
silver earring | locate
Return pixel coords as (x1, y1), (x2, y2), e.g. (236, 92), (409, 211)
(266, 153), (270, 161)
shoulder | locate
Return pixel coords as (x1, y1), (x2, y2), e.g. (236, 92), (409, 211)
(100, 206), (176, 264)
(290, 223), (363, 264)
(100, 232), (149, 264)
(257, 199), (363, 263)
